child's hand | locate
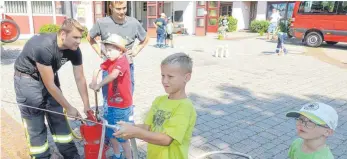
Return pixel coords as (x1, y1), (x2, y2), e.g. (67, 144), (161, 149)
(89, 82), (100, 92)
(113, 121), (138, 139)
(127, 49), (138, 57)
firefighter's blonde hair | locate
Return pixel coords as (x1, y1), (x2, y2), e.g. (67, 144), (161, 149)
(58, 18), (84, 34)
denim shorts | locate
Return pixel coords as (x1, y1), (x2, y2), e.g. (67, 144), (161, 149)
(104, 104), (134, 143)
(268, 23), (277, 33)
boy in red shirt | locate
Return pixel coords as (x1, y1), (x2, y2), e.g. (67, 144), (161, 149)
(89, 33), (133, 159)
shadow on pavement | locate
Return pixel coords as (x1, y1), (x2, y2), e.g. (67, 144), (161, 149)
(261, 50), (306, 56)
(188, 84), (347, 159)
(1, 46), (21, 65)
(260, 37), (347, 52)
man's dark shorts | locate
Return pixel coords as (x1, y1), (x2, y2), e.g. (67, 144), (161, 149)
(166, 34), (173, 40)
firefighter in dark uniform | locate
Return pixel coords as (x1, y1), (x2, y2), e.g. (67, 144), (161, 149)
(13, 18), (91, 159)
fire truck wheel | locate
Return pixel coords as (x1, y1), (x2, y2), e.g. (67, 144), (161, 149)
(305, 31), (323, 47)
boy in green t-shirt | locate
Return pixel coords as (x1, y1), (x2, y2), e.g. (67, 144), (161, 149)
(286, 102), (338, 159)
(114, 53), (197, 159)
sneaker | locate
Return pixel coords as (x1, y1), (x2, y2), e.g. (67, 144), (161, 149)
(111, 154), (123, 159)
(283, 48), (288, 54)
(275, 49), (280, 54)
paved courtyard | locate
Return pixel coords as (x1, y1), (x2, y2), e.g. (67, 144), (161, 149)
(1, 34), (347, 159)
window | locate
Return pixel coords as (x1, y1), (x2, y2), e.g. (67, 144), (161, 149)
(32, 1), (53, 14)
(221, 5), (232, 16)
(209, 10), (217, 16)
(286, 3), (295, 19)
(196, 18), (205, 27)
(55, 1), (65, 14)
(267, 2), (295, 20)
(298, 1), (338, 14)
(337, 1), (347, 14)
(147, 6), (156, 16)
(197, 8), (205, 17)
(4, 1), (27, 13)
(267, 2), (287, 19)
(174, 10), (183, 22)
(143, 2), (147, 12)
(208, 18), (217, 25)
(209, 2), (217, 8)
(148, 18), (156, 28)
(197, 1), (206, 6)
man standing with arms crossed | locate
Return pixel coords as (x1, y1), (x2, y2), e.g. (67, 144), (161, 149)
(13, 19), (91, 159)
(87, 1), (148, 98)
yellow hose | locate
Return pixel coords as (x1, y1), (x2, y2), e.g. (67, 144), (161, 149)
(63, 109), (82, 139)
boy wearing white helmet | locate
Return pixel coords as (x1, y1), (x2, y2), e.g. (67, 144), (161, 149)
(89, 33), (133, 159)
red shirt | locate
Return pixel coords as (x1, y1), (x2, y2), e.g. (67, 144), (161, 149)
(100, 55), (132, 108)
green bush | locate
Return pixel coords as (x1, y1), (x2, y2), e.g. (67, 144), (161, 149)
(82, 26), (88, 39)
(250, 20), (270, 33)
(218, 16), (238, 32)
(259, 31), (264, 36)
(209, 19), (218, 25)
(39, 24), (60, 33)
(279, 18), (291, 33)
(39, 24), (88, 39)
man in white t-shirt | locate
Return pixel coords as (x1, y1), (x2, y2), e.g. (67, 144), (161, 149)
(267, 9), (281, 40)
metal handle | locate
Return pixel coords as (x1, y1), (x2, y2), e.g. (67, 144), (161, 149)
(93, 69), (102, 121)
(94, 91), (99, 120)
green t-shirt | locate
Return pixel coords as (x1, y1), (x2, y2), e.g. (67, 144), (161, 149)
(288, 138), (334, 159)
(144, 95), (197, 159)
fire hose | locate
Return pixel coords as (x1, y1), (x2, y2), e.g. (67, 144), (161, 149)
(3, 100), (253, 159)
(2, 100), (129, 159)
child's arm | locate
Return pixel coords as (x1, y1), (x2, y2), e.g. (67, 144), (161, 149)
(91, 69), (101, 84)
(136, 127), (173, 146)
(89, 68), (120, 91)
(135, 124), (150, 131)
(97, 69), (120, 88)
(89, 68), (101, 91)
(115, 122), (173, 146)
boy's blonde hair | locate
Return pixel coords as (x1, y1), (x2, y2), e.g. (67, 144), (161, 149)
(161, 53), (193, 73)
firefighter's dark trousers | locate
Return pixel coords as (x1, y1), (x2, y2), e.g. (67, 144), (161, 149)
(14, 74), (79, 159)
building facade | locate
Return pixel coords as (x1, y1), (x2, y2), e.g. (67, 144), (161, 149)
(124, 1), (295, 36)
(2, 1), (295, 39)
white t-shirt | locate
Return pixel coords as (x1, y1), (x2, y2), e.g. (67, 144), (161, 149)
(270, 12), (281, 24)
(166, 23), (174, 34)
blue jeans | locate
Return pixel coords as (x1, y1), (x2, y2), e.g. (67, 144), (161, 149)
(102, 63), (134, 99)
(268, 23), (277, 33)
(104, 105), (134, 142)
(129, 63), (134, 95)
(102, 70), (108, 100)
(157, 33), (165, 45)
(276, 32), (288, 53)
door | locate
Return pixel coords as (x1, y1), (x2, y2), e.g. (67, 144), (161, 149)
(249, 1), (257, 26)
(206, 1), (220, 33)
(146, 1), (164, 38)
(93, 2), (103, 23)
(195, 1), (207, 36)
